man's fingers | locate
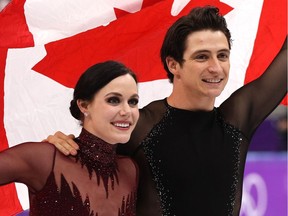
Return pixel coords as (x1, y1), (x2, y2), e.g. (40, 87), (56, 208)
(67, 134), (79, 151)
(59, 140), (78, 155)
(45, 131), (79, 156)
(54, 131), (70, 139)
(67, 134), (76, 139)
(54, 143), (71, 156)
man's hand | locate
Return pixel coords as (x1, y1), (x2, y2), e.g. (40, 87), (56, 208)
(43, 131), (79, 156)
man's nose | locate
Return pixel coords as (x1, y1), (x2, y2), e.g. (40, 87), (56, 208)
(207, 58), (222, 73)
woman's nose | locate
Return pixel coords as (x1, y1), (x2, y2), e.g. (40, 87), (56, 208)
(119, 103), (131, 116)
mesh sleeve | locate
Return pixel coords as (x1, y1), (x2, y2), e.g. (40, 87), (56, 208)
(0, 142), (56, 192)
(220, 37), (287, 140)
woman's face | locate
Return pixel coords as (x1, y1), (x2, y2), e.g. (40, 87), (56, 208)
(83, 74), (139, 144)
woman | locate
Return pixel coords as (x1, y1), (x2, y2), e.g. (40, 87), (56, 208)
(0, 61), (140, 216)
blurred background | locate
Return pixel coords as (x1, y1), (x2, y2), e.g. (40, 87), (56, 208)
(250, 105), (287, 152)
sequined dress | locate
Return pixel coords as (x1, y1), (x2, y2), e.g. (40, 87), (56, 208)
(118, 43), (287, 215)
(0, 129), (138, 216)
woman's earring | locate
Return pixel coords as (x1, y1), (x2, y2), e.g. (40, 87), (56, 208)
(84, 112), (88, 117)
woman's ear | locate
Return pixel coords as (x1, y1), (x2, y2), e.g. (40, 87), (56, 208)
(166, 56), (179, 75)
(77, 99), (89, 115)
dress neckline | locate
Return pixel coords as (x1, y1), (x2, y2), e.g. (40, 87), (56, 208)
(74, 128), (119, 197)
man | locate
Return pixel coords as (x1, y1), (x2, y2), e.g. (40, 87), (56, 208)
(47, 6), (287, 215)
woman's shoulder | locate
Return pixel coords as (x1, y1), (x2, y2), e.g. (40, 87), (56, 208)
(117, 155), (139, 183)
(117, 155), (138, 172)
(18, 142), (57, 168)
(7, 141), (56, 156)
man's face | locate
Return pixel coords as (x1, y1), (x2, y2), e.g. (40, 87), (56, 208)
(176, 30), (230, 100)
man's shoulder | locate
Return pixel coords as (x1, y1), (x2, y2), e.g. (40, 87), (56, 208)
(136, 98), (167, 134)
(119, 99), (167, 156)
(140, 99), (167, 116)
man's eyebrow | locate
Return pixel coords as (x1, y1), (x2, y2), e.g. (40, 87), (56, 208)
(193, 48), (230, 53)
(218, 49), (230, 53)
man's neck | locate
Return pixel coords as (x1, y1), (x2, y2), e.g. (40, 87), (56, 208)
(167, 92), (215, 111)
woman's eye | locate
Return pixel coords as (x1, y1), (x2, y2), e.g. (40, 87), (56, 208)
(129, 98), (139, 106)
(107, 97), (120, 104)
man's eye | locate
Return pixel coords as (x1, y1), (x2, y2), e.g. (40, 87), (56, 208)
(218, 53), (229, 61)
(107, 97), (120, 104)
(195, 55), (208, 61)
(129, 98), (139, 106)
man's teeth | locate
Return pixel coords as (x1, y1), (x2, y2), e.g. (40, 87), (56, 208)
(203, 79), (221, 83)
(114, 123), (129, 128)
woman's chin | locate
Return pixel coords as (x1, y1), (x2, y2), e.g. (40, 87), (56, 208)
(114, 135), (131, 144)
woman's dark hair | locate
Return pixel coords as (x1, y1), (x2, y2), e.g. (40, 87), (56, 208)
(160, 6), (232, 83)
(70, 60), (137, 121)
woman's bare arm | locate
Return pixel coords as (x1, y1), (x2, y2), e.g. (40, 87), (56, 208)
(0, 142), (55, 191)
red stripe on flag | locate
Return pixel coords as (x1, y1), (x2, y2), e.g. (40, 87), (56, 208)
(0, 0), (34, 48)
(0, 49), (9, 152)
(32, 0), (232, 88)
(245, 0), (287, 105)
(0, 48), (23, 216)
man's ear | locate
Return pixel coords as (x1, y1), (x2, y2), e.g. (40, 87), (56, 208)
(77, 99), (89, 114)
(166, 56), (179, 75)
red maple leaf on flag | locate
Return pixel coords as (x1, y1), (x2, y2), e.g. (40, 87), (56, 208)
(32, 0), (233, 88)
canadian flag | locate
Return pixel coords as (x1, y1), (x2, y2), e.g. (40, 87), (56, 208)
(0, 0), (286, 215)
